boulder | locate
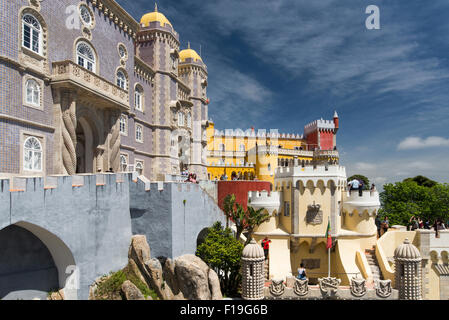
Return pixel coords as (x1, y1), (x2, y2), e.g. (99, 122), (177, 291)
(121, 280), (146, 300)
(174, 254), (213, 300)
(208, 269), (223, 300)
(145, 258), (167, 300)
(128, 235), (152, 283)
(162, 258), (185, 300)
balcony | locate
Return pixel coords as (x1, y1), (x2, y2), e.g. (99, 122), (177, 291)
(51, 60), (129, 111)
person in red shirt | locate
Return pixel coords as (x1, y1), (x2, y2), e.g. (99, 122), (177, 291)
(261, 237), (272, 260)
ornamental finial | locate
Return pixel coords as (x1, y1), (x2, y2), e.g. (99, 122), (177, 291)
(155, 2), (158, 12)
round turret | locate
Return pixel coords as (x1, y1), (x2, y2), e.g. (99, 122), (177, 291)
(394, 238), (422, 300)
(241, 239), (265, 300)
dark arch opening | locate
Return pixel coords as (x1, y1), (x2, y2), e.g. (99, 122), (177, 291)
(0, 225), (58, 300)
(196, 228), (210, 248)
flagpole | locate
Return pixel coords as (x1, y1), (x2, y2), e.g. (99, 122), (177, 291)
(328, 217), (331, 278)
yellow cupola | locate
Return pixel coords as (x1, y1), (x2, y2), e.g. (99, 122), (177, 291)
(140, 3), (172, 28)
(179, 42), (203, 63)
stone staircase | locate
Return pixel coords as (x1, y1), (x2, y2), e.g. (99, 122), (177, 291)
(365, 246), (383, 288)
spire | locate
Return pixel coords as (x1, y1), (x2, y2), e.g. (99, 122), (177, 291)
(155, 2), (158, 12)
(187, 41), (190, 49)
(334, 110), (339, 118)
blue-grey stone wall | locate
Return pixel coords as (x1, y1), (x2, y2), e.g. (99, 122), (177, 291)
(129, 178), (226, 259)
(0, 173), (132, 300)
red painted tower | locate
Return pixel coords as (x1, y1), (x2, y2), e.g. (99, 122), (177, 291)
(304, 112), (339, 151)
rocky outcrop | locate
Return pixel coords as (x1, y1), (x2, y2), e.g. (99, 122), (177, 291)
(121, 280), (146, 300)
(89, 235), (223, 300)
(174, 254), (222, 300)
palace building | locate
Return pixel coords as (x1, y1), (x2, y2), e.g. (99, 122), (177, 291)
(205, 112), (340, 184)
(0, 0), (209, 180)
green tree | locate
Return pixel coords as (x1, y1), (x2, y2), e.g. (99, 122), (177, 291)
(223, 194), (270, 241)
(403, 175), (438, 188)
(347, 174), (370, 190)
(196, 221), (244, 297)
(379, 180), (449, 226)
(244, 206), (270, 245)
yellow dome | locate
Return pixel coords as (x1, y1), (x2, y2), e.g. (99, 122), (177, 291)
(140, 4), (172, 28)
(179, 48), (202, 63)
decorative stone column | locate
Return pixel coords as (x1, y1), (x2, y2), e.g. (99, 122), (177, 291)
(241, 239), (265, 300)
(394, 238), (422, 300)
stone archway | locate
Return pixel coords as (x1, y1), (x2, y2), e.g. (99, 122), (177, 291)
(0, 222), (77, 300)
(196, 228), (210, 248)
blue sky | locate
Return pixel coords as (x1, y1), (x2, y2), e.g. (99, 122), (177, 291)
(118, 0), (449, 187)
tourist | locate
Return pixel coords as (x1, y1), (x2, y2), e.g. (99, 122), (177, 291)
(358, 179), (364, 196)
(375, 216), (382, 238)
(371, 184), (376, 192)
(409, 216), (419, 231)
(418, 217), (424, 229)
(297, 263), (307, 280)
(348, 178), (360, 195)
(192, 174), (198, 184)
(381, 216), (389, 235)
(261, 237), (271, 260)
(424, 219), (431, 230)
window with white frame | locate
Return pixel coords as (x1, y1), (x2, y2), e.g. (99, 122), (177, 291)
(135, 124), (143, 142)
(120, 155), (128, 172)
(22, 14), (42, 54)
(119, 115), (127, 135)
(135, 85), (143, 111)
(219, 143), (225, 152)
(23, 136), (42, 172)
(239, 144), (245, 152)
(186, 113), (192, 128)
(178, 112), (185, 127)
(25, 79), (40, 106)
(76, 41), (96, 72)
(79, 4), (94, 28)
(135, 161), (144, 176)
(116, 69), (127, 90)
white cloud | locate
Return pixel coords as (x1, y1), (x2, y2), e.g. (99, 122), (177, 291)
(398, 136), (449, 150)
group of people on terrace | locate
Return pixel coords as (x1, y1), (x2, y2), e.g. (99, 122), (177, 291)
(181, 169), (199, 184)
(347, 178), (376, 196)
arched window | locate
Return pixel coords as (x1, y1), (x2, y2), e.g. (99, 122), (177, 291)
(76, 41), (96, 72)
(219, 143), (225, 152)
(134, 85), (143, 111)
(186, 113), (192, 128)
(116, 69), (127, 90)
(135, 124), (143, 142)
(120, 155), (127, 172)
(119, 115), (127, 135)
(178, 112), (185, 127)
(23, 137), (42, 171)
(22, 14), (42, 54)
(135, 161), (143, 176)
(239, 144), (245, 152)
(25, 79), (40, 106)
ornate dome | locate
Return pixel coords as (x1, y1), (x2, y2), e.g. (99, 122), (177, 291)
(242, 239), (265, 260)
(179, 43), (202, 63)
(394, 238), (421, 261)
(140, 4), (172, 28)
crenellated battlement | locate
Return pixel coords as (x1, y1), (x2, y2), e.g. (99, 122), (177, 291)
(275, 165), (346, 178)
(247, 190), (281, 215)
(304, 119), (336, 135)
(213, 129), (303, 139)
(342, 190), (380, 217)
(0, 173), (130, 193)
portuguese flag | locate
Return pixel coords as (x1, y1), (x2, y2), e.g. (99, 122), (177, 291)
(326, 218), (332, 249)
